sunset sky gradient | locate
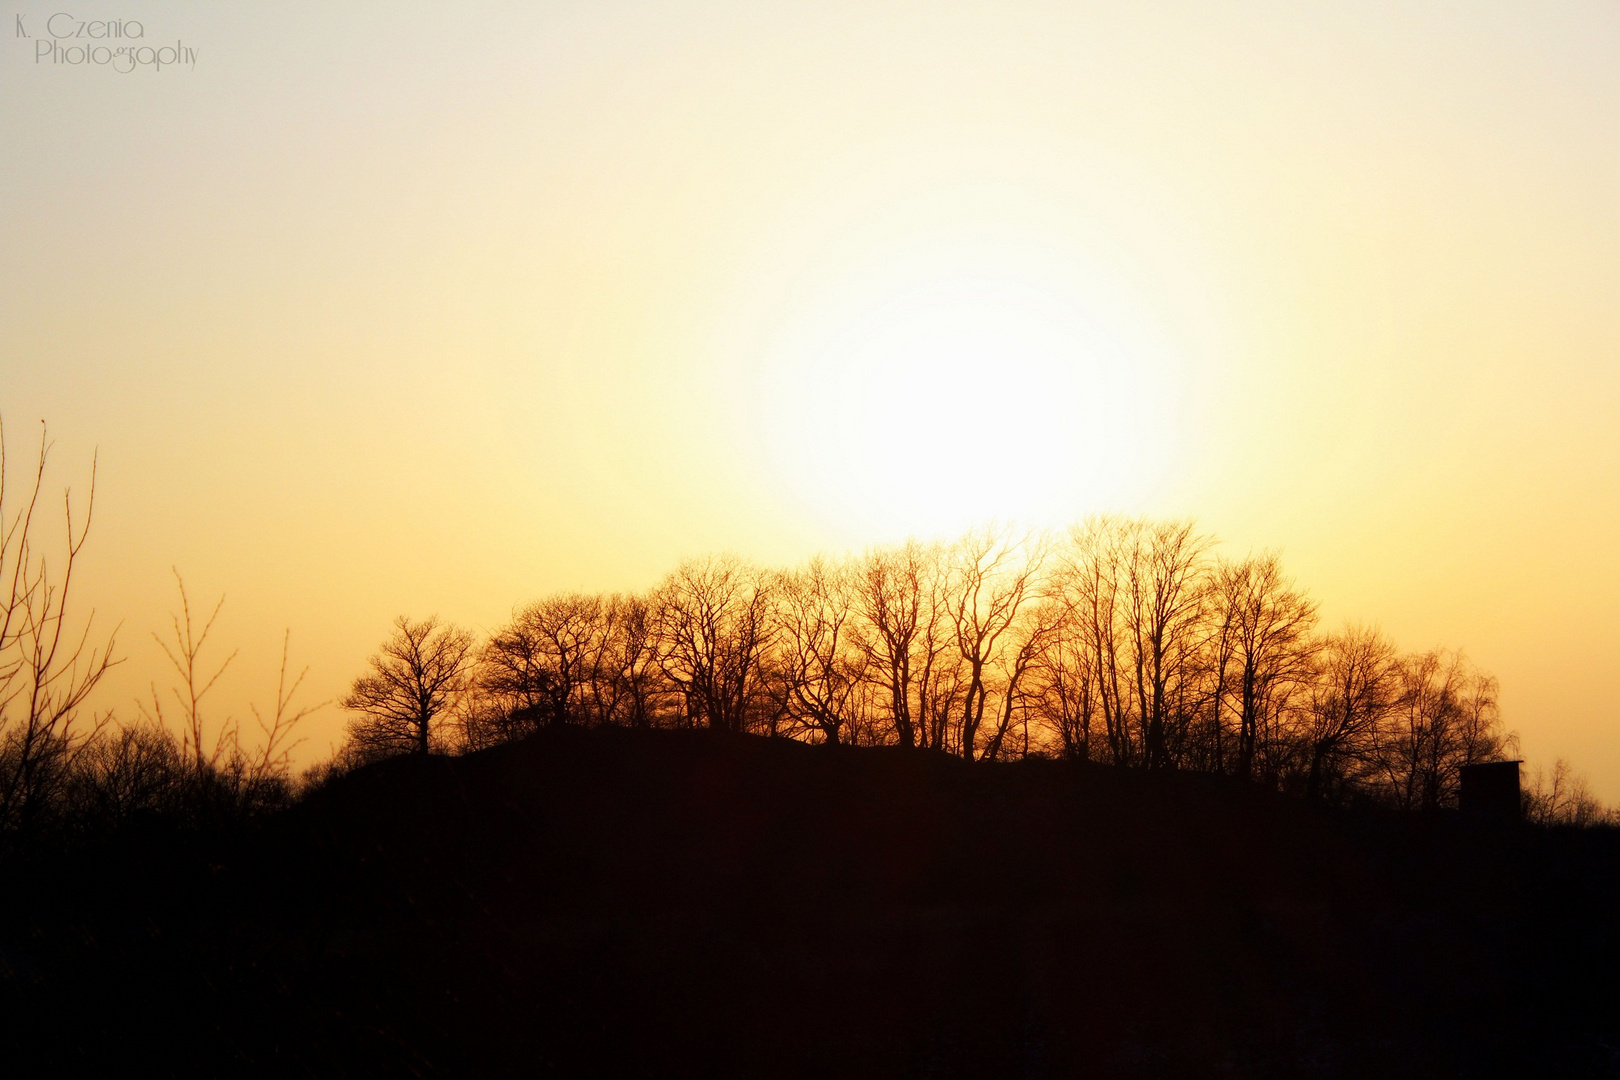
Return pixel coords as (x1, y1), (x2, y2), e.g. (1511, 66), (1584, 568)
(3, 2), (1618, 795)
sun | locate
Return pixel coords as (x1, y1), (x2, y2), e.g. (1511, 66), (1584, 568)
(757, 248), (1179, 540)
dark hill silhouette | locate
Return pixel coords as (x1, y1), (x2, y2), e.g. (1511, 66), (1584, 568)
(4, 727), (1618, 1077)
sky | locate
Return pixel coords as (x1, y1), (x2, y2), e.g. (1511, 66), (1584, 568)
(2, 1), (1617, 797)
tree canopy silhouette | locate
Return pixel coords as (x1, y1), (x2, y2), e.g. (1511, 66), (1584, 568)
(348, 517), (1536, 816)
(343, 616), (475, 758)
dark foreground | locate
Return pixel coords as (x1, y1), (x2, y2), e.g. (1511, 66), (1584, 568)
(3, 727), (1618, 1078)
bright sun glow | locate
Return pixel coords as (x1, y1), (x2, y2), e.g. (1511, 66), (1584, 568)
(758, 240), (1180, 539)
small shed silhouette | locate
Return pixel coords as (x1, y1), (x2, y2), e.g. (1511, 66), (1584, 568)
(1458, 760), (1521, 821)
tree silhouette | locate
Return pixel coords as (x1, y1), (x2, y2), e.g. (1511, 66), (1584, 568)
(851, 540), (946, 750)
(389, 515), (1540, 816)
(137, 573), (319, 818)
(1053, 518), (1212, 769)
(1300, 625), (1398, 801)
(774, 556), (867, 746)
(653, 555), (775, 734)
(937, 527), (1048, 761)
(1206, 553), (1318, 781)
(343, 616), (474, 757)
(0, 420), (117, 836)
(1377, 650), (1509, 812)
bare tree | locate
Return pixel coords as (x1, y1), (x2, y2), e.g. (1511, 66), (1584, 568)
(477, 609), (555, 723)
(939, 527), (1048, 761)
(248, 629), (321, 783)
(0, 420), (117, 835)
(774, 556), (868, 746)
(1053, 517), (1212, 769)
(1298, 625), (1399, 801)
(142, 570), (239, 774)
(1523, 759), (1617, 827)
(480, 594), (605, 728)
(980, 594), (1058, 762)
(591, 593), (667, 728)
(467, 591), (672, 745)
(1120, 519), (1212, 770)
(1206, 553), (1318, 781)
(139, 573), (322, 814)
(1054, 518), (1136, 765)
(1027, 599), (1102, 761)
(851, 540), (949, 749)
(1375, 650), (1512, 811)
(343, 616), (475, 757)
(653, 555), (775, 734)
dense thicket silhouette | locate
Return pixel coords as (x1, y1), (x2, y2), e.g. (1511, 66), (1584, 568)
(0, 514), (319, 839)
(134, 573), (314, 817)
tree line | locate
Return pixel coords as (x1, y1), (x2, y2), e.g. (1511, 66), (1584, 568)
(342, 519), (1597, 819)
(2, 419), (1613, 843)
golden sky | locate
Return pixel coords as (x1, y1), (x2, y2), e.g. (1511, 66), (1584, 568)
(3, 2), (1618, 796)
